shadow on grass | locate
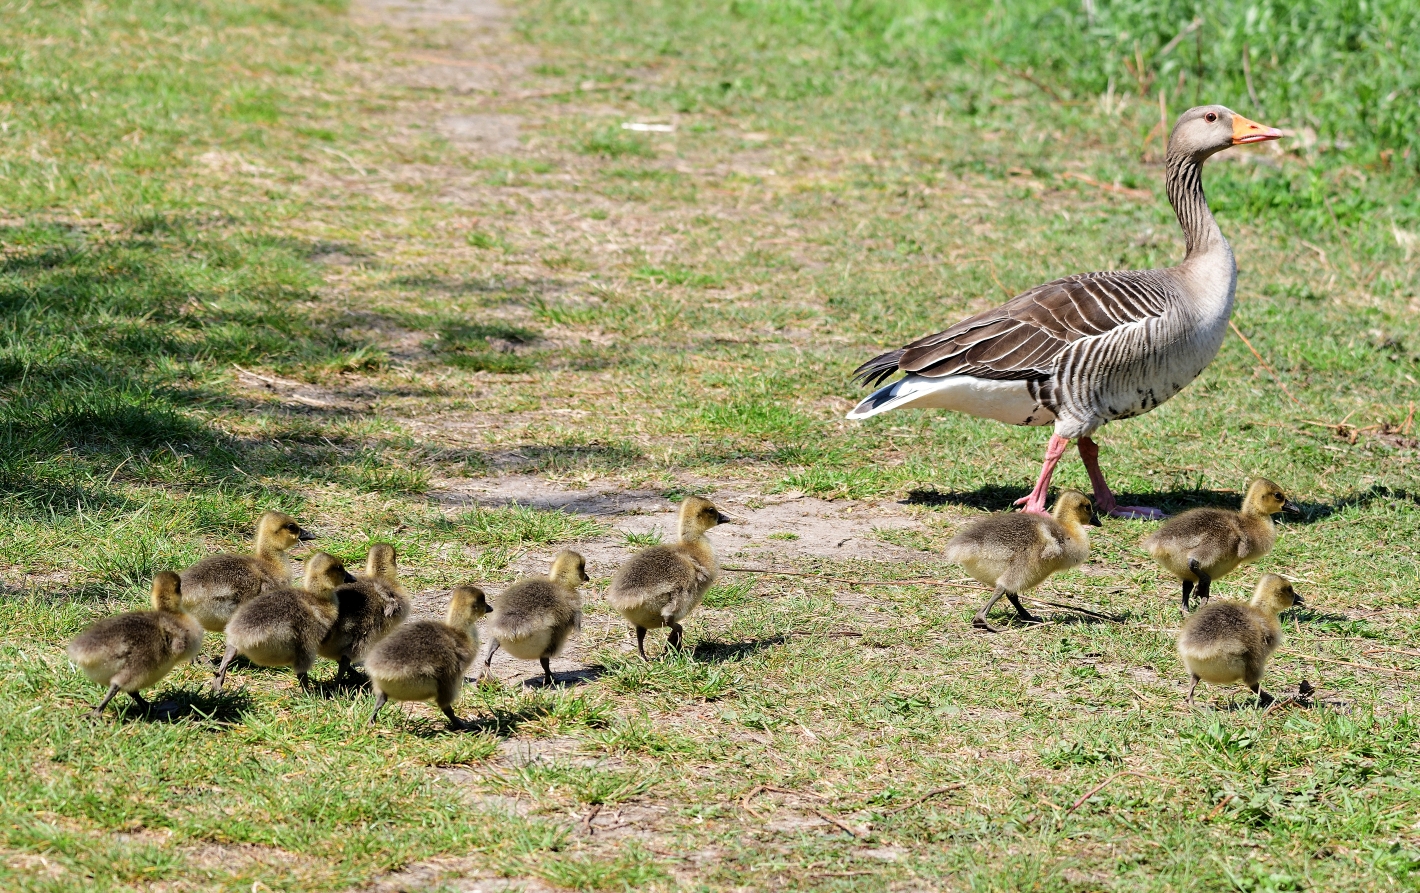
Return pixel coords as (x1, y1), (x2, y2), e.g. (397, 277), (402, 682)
(101, 686), (256, 724)
(691, 635), (787, 662)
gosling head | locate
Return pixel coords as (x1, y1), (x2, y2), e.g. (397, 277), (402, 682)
(1242, 478), (1301, 517)
(303, 552), (356, 596)
(257, 510), (315, 552)
(447, 585), (491, 631)
(364, 543), (398, 583)
(1252, 574), (1304, 615)
(150, 571), (183, 613)
(549, 550), (590, 590)
(1169, 105), (1282, 161)
(1050, 490), (1101, 528)
(678, 495), (735, 538)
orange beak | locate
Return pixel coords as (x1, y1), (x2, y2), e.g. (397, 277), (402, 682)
(1232, 114), (1283, 145)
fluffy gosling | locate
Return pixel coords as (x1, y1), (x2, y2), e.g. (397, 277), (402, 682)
(607, 496), (734, 659)
(67, 571), (204, 718)
(365, 585), (491, 730)
(1143, 478), (1299, 612)
(319, 543), (412, 684)
(482, 551), (588, 686)
(214, 552), (355, 691)
(945, 490), (1099, 632)
(1177, 574), (1303, 706)
(180, 511), (314, 633)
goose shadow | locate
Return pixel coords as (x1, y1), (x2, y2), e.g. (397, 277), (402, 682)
(691, 635), (788, 663)
(520, 665), (606, 689)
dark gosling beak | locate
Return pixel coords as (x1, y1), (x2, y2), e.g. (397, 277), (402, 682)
(298, 528), (317, 542)
(1089, 513), (1103, 527)
(1282, 501), (1302, 515)
(716, 511), (741, 525)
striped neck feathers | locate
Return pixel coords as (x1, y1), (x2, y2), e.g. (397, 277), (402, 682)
(1165, 152), (1228, 261)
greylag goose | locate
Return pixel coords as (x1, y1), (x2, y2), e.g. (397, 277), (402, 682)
(606, 496), (735, 659)
(1177, 573), (1302, 706)
(480, 550), (588, 686)
(1142, 477), (1299, 612)
(850, 107), (1282, 519)
(67, 571), (204, 717)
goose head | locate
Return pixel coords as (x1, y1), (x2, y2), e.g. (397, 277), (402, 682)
(303, 552), (357, 597)
(1169, 105), (1282, 161)
(363, 543), (399, 584)
(678, 495), (736, 539)
(1242, 477), (1300, 516)
(1252, 573), (1304, 614)
(151, 570), (184, 613)
(1050, 489), (1101, 528)
(256, 510), (316, 552)
(447, 585), (491, 632)
(549, 550), (590, 590)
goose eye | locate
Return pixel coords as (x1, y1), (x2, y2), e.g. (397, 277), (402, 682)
(1205, 112), (1218, 123)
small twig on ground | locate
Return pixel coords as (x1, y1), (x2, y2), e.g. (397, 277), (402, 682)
(1229, 320), (1303, 406)
(582, 803), (601, 835)
(880, 784), (967, 814)
(1281, 652), (1420, 678)
(319, 146), (368, 177)
(1363, 645), (1420, 659)
(812, 808), (870, 839)
(1064, 771), (1170, 818)
(1242, 43), (1263, 115)
(1059, 171), (1152, 200)
(722, 566), (978, 590)
(1022, 597), (1124, 622)
(515, 81), (628, 100)
(233, 363), (282, 386)
(741, 784), (827, 816)
(1201, 794), (1235, 822)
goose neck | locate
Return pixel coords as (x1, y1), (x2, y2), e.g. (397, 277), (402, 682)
(1166, 152), (1226, 260)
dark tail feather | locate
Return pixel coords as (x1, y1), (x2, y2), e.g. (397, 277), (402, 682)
(851, 349), (905, 388)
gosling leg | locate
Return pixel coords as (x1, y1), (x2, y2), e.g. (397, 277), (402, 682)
(1180, 579), (1195, 613)
(540, 657), (554, 687)
(440, 704), (467, 731)
(297, 671), (312, 693)
(667, 622), (685, 653)
(1188, 560), (1212, 606)
(1186, 674), (1200, 705)
(635, 627), (648, 661)
(480, 641), (500, 683)
(211, 644), (239, 691)
(972, 586), (1010, 633)
(1249, 683), (1274, 708)
(368, 690), (387, 726)
(1005, 593), (1040, 624)
(88, 683), (122, 718)
(128, 690), (150, 713)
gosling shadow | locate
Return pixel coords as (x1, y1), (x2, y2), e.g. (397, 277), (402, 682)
(521, 665), (606, 689)
(691, 635), (788, 663)
(111, 687), (256, 724)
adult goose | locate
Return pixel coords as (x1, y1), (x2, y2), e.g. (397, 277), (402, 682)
(849, 106), (1282, 519)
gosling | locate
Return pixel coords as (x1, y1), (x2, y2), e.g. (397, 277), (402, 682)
(366, 585), (491, 730)
(67, 571), (205, 717)
(319, 543), (412, 684)
(945, 490), (1099, 632)
(215, 552), (355, 691)
(180, 511), (314, 632)
(607, 496), (734, 659)
(1143, 478), (1299, 612)
(1178, 574), (1303, 706)
(482, 550), (588, 686)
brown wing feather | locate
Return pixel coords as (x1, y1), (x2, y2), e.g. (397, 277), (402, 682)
(856, 271), (1174, 385)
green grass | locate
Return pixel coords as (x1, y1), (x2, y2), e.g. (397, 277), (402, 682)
(0, 0), (1417, 889)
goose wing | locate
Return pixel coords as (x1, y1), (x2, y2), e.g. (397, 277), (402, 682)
(854, 270), (1175, 386)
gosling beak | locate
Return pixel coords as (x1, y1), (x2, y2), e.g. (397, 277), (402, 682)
(1089, 512), (1103, 528)
(342, 570), (358, 584)
(1292, 594), (1306, 608)
(298, 528), (317, 542)
(1283, 500), (1302, 515)
(1232, 114), (1284, 145)
(716, 511), (741, 525)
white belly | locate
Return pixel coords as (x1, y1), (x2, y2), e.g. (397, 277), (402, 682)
(847, 374), (1054, 426)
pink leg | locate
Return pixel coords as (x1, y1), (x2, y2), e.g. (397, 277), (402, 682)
(1077, 436), (1165, 520)
(1012, 433), (1070, 516)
